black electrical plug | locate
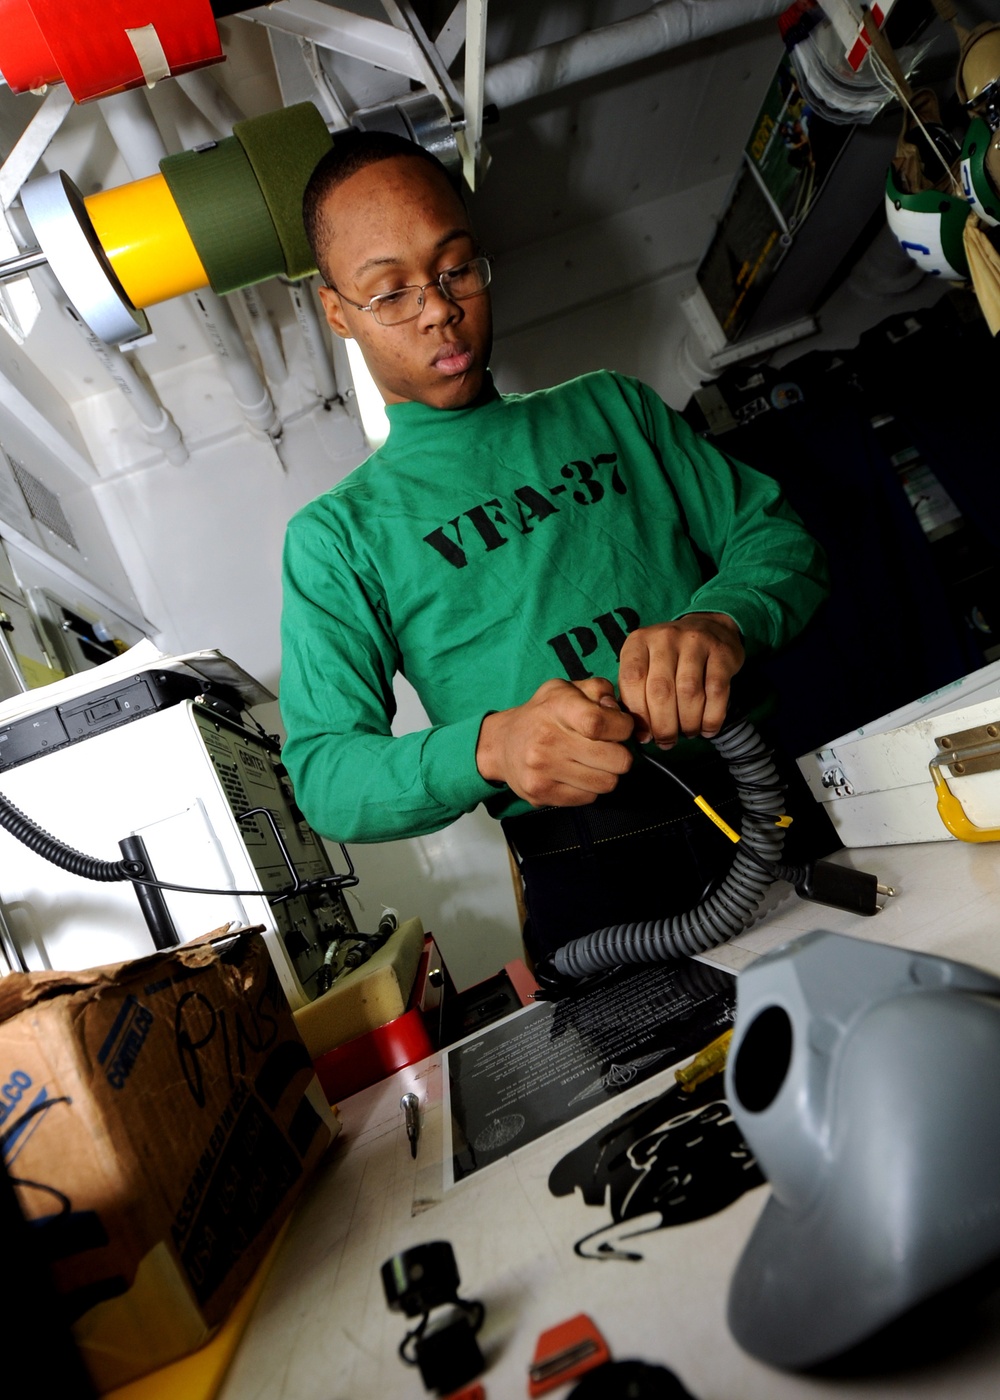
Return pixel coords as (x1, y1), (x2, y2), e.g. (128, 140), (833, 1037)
(793, 860), (895, 917)
(381, 1241), (485, 1395)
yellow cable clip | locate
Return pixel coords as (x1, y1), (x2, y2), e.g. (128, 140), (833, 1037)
(693, 794), (741, 844)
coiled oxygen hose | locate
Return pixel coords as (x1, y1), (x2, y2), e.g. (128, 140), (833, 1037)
(548, 714), (789, 981)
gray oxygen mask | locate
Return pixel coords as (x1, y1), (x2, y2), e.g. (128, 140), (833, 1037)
(725, 928), (1000, 1371)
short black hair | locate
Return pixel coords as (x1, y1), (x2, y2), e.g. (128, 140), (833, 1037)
(303, 129), (461, 285)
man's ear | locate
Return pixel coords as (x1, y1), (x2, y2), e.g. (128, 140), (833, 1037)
(317, 284), (352, 340)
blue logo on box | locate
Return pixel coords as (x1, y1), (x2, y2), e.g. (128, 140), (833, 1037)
(97, 995), (154, 1090)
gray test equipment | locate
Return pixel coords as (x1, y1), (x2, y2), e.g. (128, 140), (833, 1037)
(0, 656), (355, 1008)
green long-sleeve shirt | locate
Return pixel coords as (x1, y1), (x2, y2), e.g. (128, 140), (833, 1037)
(280, 371), (827, 842)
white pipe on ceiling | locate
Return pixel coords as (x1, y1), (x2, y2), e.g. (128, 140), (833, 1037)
(482, 0), (790, 110)
(241, 285), (289, 385)
(190, 288), (284, 447)
(189, 288), (283, 443)
(98, 89), (171, 182)
(66, 305), (189, 466)
(283, 277), (339, 405)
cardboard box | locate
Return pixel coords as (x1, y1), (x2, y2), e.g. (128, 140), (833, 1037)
(797, 661), (1000, 846)
(0, 929), (338, 1392)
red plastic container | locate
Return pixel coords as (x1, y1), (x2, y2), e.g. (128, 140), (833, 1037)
(312, 1006), (434, 1103)
(0, 0), (223, 101)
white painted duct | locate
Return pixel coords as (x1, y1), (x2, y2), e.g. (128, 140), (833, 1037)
(241, 285), (289, 384)
(66, 305), (189, 465)
(98, 89), (172, 183)
(195, 289), (283, 445)
(483, 0), (790, 109)
(190, 289), (283, 442)
(283, 277), (339, 405)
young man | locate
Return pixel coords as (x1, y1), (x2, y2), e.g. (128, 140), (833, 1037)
(281, 131), (829, 960)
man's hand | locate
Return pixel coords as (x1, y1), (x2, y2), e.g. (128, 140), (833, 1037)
(618, 612), (744, 747)
(476, 677), (634, 808)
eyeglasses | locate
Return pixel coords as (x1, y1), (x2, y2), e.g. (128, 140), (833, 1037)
(330, 256), (492, 327)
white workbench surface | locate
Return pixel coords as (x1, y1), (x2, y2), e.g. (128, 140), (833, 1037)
(218, 842), (1000, 1400)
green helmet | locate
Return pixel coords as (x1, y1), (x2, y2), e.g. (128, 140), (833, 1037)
(885, 163), (971, 280)
(961, 116), (1000, 228)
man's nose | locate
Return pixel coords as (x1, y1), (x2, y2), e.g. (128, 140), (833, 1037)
(417, 282), (460, 325)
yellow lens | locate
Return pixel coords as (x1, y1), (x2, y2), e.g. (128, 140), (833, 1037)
(85, 174), (209, 307)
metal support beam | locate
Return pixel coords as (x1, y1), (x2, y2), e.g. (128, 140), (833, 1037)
(238, 1), (423, 82)
(461, 0), (488, 189)
(267, 28), (350, 128)
(0, 87), (74, 211)
(436, 1), (467, 68)
(380, 0), (461, 113)
(0, 89), (71, 343)
(0, 249), (46, 277)
(175, 69), (246, 137)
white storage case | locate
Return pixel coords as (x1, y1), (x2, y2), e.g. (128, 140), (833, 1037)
(797, 661), (1000, 846)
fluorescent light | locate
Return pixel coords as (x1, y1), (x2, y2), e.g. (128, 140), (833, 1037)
(345, 338), (389, 449)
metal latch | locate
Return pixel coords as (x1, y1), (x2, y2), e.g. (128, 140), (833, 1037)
(933, 720), (1000, 777)
(821, 764), (853, 795)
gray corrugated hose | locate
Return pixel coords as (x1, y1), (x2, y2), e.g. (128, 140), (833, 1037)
(550, 715), (787, 978)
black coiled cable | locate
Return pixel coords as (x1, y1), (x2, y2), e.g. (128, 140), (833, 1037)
(0, 790), (140, 882)
(0, 789), (356, 900)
